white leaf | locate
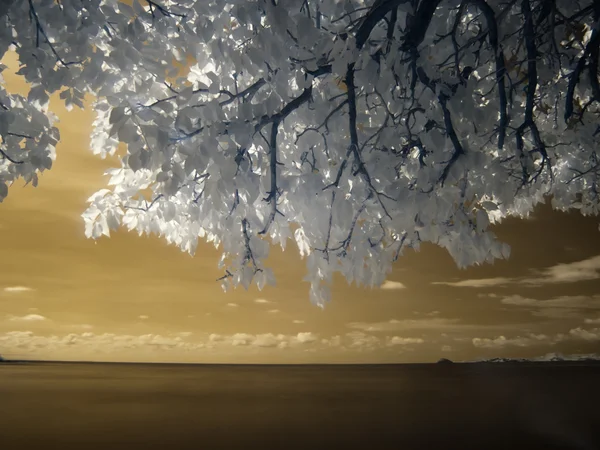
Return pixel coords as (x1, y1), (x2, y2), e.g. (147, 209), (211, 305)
(294, 228), (311, 258)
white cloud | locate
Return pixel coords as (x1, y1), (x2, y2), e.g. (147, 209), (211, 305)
(477, 293), (500, 298)
(252, 333), (284, 348)
(267, 309), (279, 314)
(569, 327), (600, 341)
(205, 332), (318, 348)
(584, 318), (600, 324)
(3, 286), (34, 293)
(348, 318), (456, 332)
(441, 345), (453, 352)
(387, 336), (424, 346)
(0, 331), (201, 357)
(254, 298), (271, 304)
(472, 333), (551, 349)
(472, 326), (600, 349)
(226, 303), (238, 308)
(208, 333), (222, 342)
(346, 331), (381, 350)
(434, 255), (600, 288)
(321, 336), (342, 347)
(531, 308), (584, 319)
(501, 295), (600, 309)
(138, 315), (149, 320)
(347, 317), (510, 332)
(8, 314), (47, 322)
(0, 328), (447, 360)
(380, 280), (406, 290)
(500, 295), (600, 319)
(292, 320), (305, 324)
(523, 255), (600, 285)
(230, 333), (253, 346)
(432, 278), (512, 288)
(295, 332), (317, 344)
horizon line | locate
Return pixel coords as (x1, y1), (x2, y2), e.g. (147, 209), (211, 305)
(2, 358), (598, 366)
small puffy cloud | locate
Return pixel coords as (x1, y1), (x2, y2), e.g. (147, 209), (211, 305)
(230, 333), (253, 346)
(387, 336), (424, 346)
(432, 278), (512, 288)
(472, 333), (551, 349)
(380, 280), (406, 290)
(295, 332), (317, 344)
(584, 318), (600, 324)
(226, 303), (239, 308)
(208, 333), (222, 342)
(254, 298), (271, 304)
(292, 320), (305, 324)
(3, 286), (34, 293)
(267, 309), (279, 314)
(8, 314), (47, 322)
(252, 333), (285, 348)
(441, 345), (453, 352)
(138, 315), (149, 320)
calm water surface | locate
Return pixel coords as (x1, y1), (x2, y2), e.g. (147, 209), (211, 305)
(0, 362), (599, 449)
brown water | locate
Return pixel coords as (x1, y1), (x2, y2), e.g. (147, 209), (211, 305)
(0, 362), (598, 449)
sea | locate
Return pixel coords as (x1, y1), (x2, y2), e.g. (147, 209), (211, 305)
(0, 361), (599, 449)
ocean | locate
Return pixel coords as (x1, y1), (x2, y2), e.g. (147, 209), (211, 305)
(0, 361), (599, 449)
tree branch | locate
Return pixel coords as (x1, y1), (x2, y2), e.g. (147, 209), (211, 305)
(259, 121), (282, 235)
(27, 0), (80, 66)
(473, 0), (509, 149)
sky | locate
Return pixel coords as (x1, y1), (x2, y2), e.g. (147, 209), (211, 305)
(1, 52), (600, 364)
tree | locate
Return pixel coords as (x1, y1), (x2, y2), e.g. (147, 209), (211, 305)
(1, 0), (599, 305)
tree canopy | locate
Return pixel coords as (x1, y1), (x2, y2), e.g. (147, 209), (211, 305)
(1, 0), (599, 304)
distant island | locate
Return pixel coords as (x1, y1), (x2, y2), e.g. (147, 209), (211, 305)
(474, 354), (600, 363)
(435, 354), (600, 364)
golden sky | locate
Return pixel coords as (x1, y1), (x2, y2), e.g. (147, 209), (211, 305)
(1, 52), (600, 363)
